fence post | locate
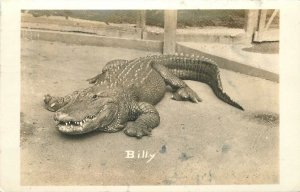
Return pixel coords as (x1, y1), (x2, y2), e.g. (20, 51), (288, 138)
(244, 10), (259, 43)
(136, 10), (146, 39)
(254, 10), (268, 42)
(163, 10), (177, 54)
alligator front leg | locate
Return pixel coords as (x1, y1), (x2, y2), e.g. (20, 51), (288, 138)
(44, 91), (79, 112)
(124, 102), (160, 138)
(152, 63), (202, 103)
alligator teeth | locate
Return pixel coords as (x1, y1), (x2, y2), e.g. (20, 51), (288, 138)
(80, 122), (83, 126)
(71, 125), (73, 128)
(65, 123), (68, 126)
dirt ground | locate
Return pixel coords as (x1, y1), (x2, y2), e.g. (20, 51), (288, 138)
(21, 39), (279, 185)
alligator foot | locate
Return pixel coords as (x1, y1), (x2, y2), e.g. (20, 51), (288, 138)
(124, 123), (152, 139)
(172, 87), (202, 103)
(44, 94), (65, 112)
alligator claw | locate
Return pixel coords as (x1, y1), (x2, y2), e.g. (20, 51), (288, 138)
(172, 87), (202, 103)
(124, 124), (151, 139)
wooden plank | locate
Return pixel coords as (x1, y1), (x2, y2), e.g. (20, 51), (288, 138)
(265, 9), (279, 30)
(163, 10), (177, 54)
(22, 29), (163, 52)
(255, 28), (279, 42)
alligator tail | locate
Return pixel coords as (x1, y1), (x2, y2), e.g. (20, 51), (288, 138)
(163, 55), (244, 110)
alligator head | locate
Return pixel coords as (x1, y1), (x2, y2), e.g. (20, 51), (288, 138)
(54, 86), (124, 134)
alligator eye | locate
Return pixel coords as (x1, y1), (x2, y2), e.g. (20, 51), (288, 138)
(92, 94), (98, 99)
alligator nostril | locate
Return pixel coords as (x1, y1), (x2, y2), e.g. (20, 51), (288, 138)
(44, 94), (52, 104)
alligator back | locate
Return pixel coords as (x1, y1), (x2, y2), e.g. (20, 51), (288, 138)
(100, 54), (243, 110)
(101, 58), (167, 105)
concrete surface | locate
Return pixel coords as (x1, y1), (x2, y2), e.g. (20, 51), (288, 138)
(177, 43), (279, 82)
(21, 29), (279, 83)
(21, 39), (279, 185)
(179, 42), (279, 75)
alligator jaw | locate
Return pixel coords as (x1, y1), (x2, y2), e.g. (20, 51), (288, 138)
(55, 103), (118, 134)
(56, 115), (97, 134)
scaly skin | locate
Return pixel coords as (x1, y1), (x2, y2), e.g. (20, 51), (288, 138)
(44, 54), (243, 138)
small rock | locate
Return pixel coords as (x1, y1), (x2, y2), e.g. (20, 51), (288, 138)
(159, 145), (167, 154)
(179, 152), (193, 161)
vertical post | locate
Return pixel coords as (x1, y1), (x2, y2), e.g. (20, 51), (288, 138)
(136, 10), (146, 39)
(163, 10), (177, 54)
(254, 10), (268, 42)
(257, 10), (268, 33)
(244, 9), (259, 43)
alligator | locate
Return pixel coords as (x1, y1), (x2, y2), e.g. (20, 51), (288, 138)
(44, 54), (243, 138)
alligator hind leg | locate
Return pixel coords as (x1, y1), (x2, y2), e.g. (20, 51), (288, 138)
(152, 63), (202, 103)
(44, 91), (79, 112)
(124, 102), (160, 138)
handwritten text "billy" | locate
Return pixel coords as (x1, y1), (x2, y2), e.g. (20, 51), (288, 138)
(125, 150), (156, 163)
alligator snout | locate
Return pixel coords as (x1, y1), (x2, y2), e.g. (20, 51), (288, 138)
(54, 111), (74, 122)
